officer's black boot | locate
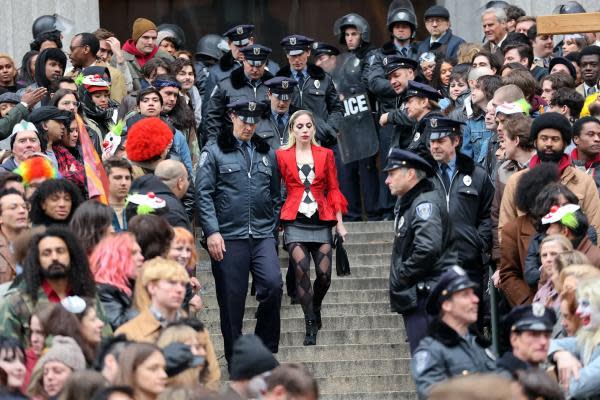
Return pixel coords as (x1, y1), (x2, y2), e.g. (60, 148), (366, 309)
(303, 314), (318, 346)
(314, 308), (322, 330)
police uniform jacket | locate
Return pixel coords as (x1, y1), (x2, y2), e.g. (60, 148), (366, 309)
(203, 67), (274, 143)
(432, 153), (494, 275)
(495, 351), (536, 379)
(276, 64), (344, 137)
(412, 318), (496, 400)
(195, 128), (281, 240)
(390, 178), (456, 314)
(367, 40), (419, 113)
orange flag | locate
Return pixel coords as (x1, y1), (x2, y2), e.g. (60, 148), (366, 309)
(75, 114), (109, 204)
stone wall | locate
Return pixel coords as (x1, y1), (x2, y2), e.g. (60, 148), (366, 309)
(0, 0), (99, 66)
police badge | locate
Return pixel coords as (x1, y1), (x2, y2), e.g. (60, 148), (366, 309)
(312, 42), (319, 49)
(430, 118), (438, 128)
(314, 80), (320, 89)
(282, 80), (289, 89)
(249, 102), (256, 111)
(253, 47), (260, 55)
(463, 175), (472, 186)
(532, 302), (546, 317)
(262, 156), (269, 166)
(236, 26), (244, 35)
(416, 203), (432, 220)
(413, 132), (420, 142)
(290, 37), (297, 45)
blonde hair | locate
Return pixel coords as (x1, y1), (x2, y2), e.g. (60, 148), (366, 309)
(133, 257), (189, 311)
(540, 234), (573, 255)
(576, 278), (600, 364)
(456, 43), (483, 65)
(559, 264), (600, 293)
(280, 110), (319, 149)
(0, 53), (16, 69)
(157, 325), (202, 388)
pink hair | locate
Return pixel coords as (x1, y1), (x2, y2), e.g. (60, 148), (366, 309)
(90, 233), (139, 296)
(172, 227), (197, 272)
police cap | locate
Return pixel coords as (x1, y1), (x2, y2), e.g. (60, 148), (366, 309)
(426, 266), (479, 315)
(383, 55), (418, 76)
(504, 303), (557, 332)
(239, 44), (272, 66)
(383, 147), (434, 176)
(425, 117), (465, 141)
(424, 5), (450, 20)
(281, 34), (314, 56)
(264, 77), (297, 101)
(227, 99), (268, 124)
(312, 42), (340, 57)
(405, 81), (441, 101)
(223, 24), (255, 46)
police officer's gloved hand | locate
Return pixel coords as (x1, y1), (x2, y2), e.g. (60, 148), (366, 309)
(162, 342), (205, 377)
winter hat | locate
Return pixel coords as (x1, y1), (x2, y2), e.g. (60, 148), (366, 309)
(132, 18), (157, 42)
(10, 120), (39, 149)
(229, 334), (279, 380)
(37, 335), (86, 371)
(125, 117), (173, 162)
(530, 112), (572, 145)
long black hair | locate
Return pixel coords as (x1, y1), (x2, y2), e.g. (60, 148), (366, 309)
(69, 200), (113, 255)
(29, 179), (83, 226)
(23, 225), (96, 302)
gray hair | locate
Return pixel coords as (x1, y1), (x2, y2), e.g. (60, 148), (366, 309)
(482, 7), (507, 23)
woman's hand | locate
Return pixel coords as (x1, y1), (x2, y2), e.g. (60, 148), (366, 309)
(336, 222), (348, 242)
(554, 350), (582, 392)
(190, 277), (201, 292)
(188, 294), (203, 313)
(492, 269), (501, 288)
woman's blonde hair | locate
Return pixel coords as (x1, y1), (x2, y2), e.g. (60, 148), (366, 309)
(281, 110), (319, 150)
(133, 257), (190, 311)
(157, 325), (202, 388)
(559, 264), (600, 294)
(540, 234), (573, 255)
(456, 43), (483, 65)
(576, 278), (600, 364)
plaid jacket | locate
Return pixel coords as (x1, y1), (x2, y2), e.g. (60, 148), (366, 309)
(53, 144), (86, 195)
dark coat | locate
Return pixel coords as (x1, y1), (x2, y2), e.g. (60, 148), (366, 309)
(431, 153), (494, 276)
(417, 29), (466, 59)
(390, 178), (456, 314)
(195, 129), (281, 240)
(202, 66), (274, 143)
(97, 283), (133, 331)
(413, 318), (496, 400)
(130, 174), (192, 231)
(495, 351), (536, 379)
(276, 63), (344, 136)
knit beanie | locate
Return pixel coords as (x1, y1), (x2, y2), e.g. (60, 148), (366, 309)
(530, 112), (572, 145)
(37, 335), (86, 371)
(125, 117), (173, 162)
(229, 335), (279, 380)
(132, 18), (157, 42)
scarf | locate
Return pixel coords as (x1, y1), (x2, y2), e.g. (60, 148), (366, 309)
(122, 39), (159, 67)
(529, 153), (571, 174)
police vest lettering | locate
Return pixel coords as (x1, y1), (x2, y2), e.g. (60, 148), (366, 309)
(343, 94), (369, 116)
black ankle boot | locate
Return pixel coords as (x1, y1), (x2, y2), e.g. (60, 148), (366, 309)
(304, 317), (318, 346)
(314, 309), (322, 330)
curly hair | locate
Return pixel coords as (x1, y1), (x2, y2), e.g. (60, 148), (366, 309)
(514, 163), (560, 216)
(69, 200), (113, 254)
(531, 183), (578, 230)
(23, 225), (96, 302)
(90, 233), (140, 296)
(29, 179), (83, 226)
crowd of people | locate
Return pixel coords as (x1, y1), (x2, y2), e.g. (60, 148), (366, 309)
(0, 0), (599, 399)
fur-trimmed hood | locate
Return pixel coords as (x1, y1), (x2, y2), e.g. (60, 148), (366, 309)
(219, 51), (237, 72)
(217, 129), (271, 154)
(381, 40), (418, 55)
(427, 318), (491, 348)
(276, 63), (326, 81)
(229, 66), (275, 90)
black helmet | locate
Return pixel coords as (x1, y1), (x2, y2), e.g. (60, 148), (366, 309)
(553, 1), (586, 14)
(32, 15), (59, 39)
(333, 13), (370, 45)
(195, 34), (229, 61)
(156, 24), (186, 49)
(386, 0), (417, 34)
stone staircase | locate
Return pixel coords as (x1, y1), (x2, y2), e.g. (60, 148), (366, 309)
(196, 221), (416, 399)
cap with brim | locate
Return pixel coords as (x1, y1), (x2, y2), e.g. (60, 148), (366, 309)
(425, 265), (479, 315)
(383, 56), (418, 76)
(424, 5), (450, 19)
(405, 81), (441, 101)
(383, 147), (435, 176)
(425, 117), (465, 141)
(506, 303), (557, 332)
(312, 42), (340, 57)
(549, 56), (577, 80)
(28, 106), (72, 124)
(0, 92), (21, 104)
(265, 77), (297, 101)
(281, 35), (314, 56)
(240, 44), (272, 66)
(541, 203), (580, 225)
(228, 100), (268, 124)
(224, 24), (255, 46)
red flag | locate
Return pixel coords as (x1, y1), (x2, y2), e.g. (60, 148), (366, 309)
(75, 114), (109, 204)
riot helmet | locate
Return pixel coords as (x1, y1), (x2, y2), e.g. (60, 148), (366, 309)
(32, 14), (74, 39)
(553, 1), (586, 14)
(334, 14), (370, 45)
(195, 34), (229, 61)
(387, 0), (417, 37)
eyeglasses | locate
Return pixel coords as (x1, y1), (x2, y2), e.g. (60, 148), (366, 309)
(67, 45), (87, 55)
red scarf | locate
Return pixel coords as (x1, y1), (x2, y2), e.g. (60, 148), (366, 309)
(529, 153), (572, 174)
(122, 39), (159, 67)
(570, 148), (600, 169)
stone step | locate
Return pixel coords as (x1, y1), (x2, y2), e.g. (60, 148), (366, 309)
(202, 288), (390, 307)
(343, 221), (394, 233)
(299, 358), (412, 378)
(318, 374), (414, 394)
(321, 392), (417, 400)
(210, 328), (405, 349)
(275, 343), (410, 362)
(204, 314), (404, 333)
(199, 302), (391, 323)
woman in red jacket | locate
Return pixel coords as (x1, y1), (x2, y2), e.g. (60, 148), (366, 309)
(276, 110), (348, 346)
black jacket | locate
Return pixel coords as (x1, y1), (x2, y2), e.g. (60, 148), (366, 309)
(195, 128), (281, 240)
(431, 153), (494, 274)
(495, 351), (535, 379)
(413, 318), (496, 399)
(276, 63), (344, 136)
(390, 178), (456, 313)
(202, 66), (274, 143)
(130, 174), (192, 231)
(97, 283), (133, 331)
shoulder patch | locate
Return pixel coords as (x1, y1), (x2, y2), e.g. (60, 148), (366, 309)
(199, 152), (209, 167)
(416, 202), (433, 220)
(413, 350), (430, 375)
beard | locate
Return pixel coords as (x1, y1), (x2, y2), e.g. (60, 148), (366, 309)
(40, 262), (70, 279)
(537, 149), (564, 163)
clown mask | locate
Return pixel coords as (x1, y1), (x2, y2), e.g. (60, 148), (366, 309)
(576, 297), (600, 331)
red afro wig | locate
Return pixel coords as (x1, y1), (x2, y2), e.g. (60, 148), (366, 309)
(126, 117), (174, 162)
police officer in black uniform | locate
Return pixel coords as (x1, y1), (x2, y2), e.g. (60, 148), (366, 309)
(254, 77), (297, 150)
(426, 117), (494, 326)
(412, 266), (496, 400)
(203, 44), (274, 143)
(196, 99), (283, 367)
(312, 42), (340, 73)
(384, 148), (456, 354)
(276, 34), (344, 148)
(496, 303), (557, 379)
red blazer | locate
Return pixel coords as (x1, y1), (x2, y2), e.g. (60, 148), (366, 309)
(276, 145), (348, 222)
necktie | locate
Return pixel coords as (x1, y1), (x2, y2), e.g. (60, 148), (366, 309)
(243, 142), (252, 171)
(440, 163), (451, 191)
(588, 86), (597, 96)
(297, 73), (305, 89)
(277, 114), (286, 141)
(400, 47), (408, 58)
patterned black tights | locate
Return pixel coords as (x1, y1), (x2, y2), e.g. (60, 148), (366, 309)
(287, 242), (332, 317)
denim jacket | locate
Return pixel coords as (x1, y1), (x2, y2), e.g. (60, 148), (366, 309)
(461, 111), (493, 166)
